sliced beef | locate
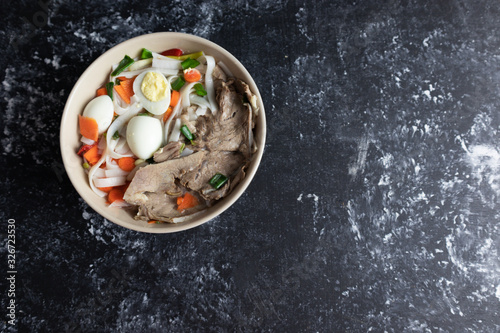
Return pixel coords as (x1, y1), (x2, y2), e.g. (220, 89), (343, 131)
(124, 151), (208, 222)
(124, 73), (256, 222)
(180, 151), (246, 201)
(153, 141), (183, 163)
(195, 80), (252, 158)
(212, 64), (227, 91)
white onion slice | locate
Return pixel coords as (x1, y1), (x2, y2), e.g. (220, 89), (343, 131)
(152, 56), (181, 70)
(195, 64), (207, 74)
(156, 68), (180, 76)
(80, 136), (95, 145)
(180, 147), (194, 157)
(113, 98), (128, 116)
(115, 136), (127, 151)
(190, 94), (211, 110)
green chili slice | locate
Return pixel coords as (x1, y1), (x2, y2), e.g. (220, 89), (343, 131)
(140, 48), (153, 59)
(209, 173), (228, 189)
(111, 55), (135, 76)
(105, 82), (114, 100)
(167, 51), (203, 61)
(180, 125), (195, 144)
(180, 125), (194, 140)
(181, 58), (200, 70)
(171, 77), (185, 91)
(194, 83), (207, 96)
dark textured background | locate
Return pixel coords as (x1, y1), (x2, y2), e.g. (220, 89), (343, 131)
(1, 0), (500, 332)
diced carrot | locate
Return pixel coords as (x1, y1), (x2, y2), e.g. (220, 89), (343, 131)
(79, 114), (99, 141)
(183, 68), (201, 83)
(148, 220), (159, 224)
(83, 145), (100, 166)
(108, 188), (125, 203)
(96, 87), (107, 97)
(114, 77), (136, 104)
(170, 90), (180, 107)
(163, 106), (173, 122)
(98, 186), (113, 193)
(117, 157), (136, 172)
(176, 192), (199, 211)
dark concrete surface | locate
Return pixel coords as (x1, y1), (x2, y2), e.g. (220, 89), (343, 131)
(1, 0), (499, 332)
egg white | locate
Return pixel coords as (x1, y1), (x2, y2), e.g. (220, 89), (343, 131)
(126, 116), (163, 159)
(82, 95), (114, 134)
(132, 70), (171, 115)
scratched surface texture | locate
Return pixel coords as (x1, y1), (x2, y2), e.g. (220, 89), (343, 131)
(1, 0), (500, 332)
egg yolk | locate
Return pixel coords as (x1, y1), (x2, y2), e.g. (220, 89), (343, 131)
(141, 72), (168, 102)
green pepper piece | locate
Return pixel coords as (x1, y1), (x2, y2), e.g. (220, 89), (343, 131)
(167, 51), (203, 61)
(180, 125), (195, 144)
(194, 83), (207, 96)
(171, 77), (185, 91)
(181, 58), (200, 70)
(111, 55), (135, 76)
(105, 82), (114, 100)
(140, 48), (153, 59)
(209, 173), (228, 189)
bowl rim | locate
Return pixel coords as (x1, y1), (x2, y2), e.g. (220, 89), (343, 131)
(60, 32), (266, 233)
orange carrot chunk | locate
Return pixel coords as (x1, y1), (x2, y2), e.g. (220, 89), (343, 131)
(83, 145), (101, 166)
(96, 87), (107, 97)
(163, 106), (173, 122)
(79, 114), (99, 141)
(114, 77), (136, 104)
(117, 157), (136, 172)
(108, 188), (125, 203)
(183, 68), (201, 83)
(98, 186), (113, 193)
(176, 192), (199, 211)
(170, 90), (180, 107)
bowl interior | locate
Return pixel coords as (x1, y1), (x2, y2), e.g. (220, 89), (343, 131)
(60, 32), (266, 233)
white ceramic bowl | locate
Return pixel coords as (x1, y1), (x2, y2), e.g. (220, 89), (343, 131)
(60, 32), (266, 233)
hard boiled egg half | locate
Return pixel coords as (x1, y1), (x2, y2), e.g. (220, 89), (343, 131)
(126, 116), (163, 159)
(82, 95), (114, 134)
(133, 70), (171, 115)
